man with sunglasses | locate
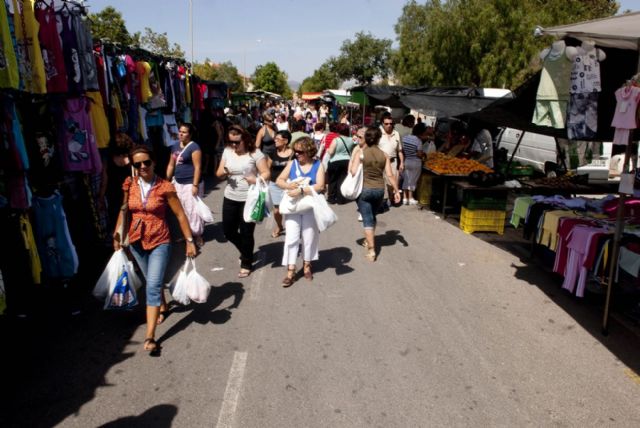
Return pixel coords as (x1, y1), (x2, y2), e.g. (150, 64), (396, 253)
(378, 112), (404, 206)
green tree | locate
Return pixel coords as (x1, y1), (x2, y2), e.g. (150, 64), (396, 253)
(139, 27), (185, 58)
(193, 59), (245, 91)
(252, 62), (292, 98)
(89, 6), (134, 45)
(393, 0), (619, 89)
(330, 32), (393, 85)
(300, 62), (341, 93)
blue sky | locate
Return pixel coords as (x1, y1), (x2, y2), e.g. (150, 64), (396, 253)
(87, 0), (640, 83)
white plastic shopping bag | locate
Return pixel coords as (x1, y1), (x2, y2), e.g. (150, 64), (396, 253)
(195, 196), (214, 224)
(311, 188), (338, 232)
(186, 259), (211, 304)
(279, 177), (313, 215)
(171, 259), (191, 305)
(93, 249), (141, 310)
(340, 164), (363, 200)
(243, 177), (269, 223)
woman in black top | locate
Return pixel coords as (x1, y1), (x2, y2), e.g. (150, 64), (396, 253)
(267, 130), (293, 238)
(255, 112), (277, 156)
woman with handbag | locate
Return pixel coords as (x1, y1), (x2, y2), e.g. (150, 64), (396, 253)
(326, 123), (356, 204)
(113, 145), (197, 354)
(350, 127), (401, 261)
(216, 125), (270, 278)
(166, 123), (205, 247)
(275, 137), (326, 287)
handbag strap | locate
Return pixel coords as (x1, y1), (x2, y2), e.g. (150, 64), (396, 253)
(338, 137), (352, 156)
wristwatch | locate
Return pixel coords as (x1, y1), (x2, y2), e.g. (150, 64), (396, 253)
(186, 237), (194, 243)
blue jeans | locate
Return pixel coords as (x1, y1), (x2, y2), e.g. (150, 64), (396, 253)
(356, 188), (385, 229)
(129, 242), (172, 307)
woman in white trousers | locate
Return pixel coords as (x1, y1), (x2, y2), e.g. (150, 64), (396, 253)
(276, 137), (325, 287)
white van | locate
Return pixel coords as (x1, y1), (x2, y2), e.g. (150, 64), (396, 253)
(495, 127), (557, 172)
(495, 127), (621, 182)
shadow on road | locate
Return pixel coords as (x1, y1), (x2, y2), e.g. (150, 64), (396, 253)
(156, 281), (244, 345)
(456, 223), (640, 376)
(98, 403), (178, 427)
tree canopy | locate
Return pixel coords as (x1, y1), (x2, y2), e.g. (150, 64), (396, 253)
(192, 60), (245, 91)
(393, 0), (619, 89)
(330, 32), (393, 85)
(89, 6), (134, 45)
(139, 27), (185, 58)
(299, 63), (341, 94)
(252, 62), (292, 98)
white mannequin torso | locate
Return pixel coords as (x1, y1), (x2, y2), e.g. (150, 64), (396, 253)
(539, 40), (567, 60)
(566, 40), (606, 62)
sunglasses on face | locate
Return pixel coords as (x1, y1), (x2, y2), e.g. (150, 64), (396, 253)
(383, 122), (394, 126)
(133, 159), (153, 169)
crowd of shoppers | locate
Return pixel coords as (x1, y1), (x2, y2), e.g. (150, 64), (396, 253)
(106, 100), (456, 354)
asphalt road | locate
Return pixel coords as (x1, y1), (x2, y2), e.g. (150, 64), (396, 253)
(4, 181), (640, 427)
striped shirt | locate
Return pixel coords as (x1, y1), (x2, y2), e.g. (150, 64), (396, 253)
(401, 135), (422, 160)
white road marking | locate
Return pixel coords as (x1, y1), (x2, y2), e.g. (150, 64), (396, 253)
(216, 351), (249, 428)
(249, 251), (265, 301)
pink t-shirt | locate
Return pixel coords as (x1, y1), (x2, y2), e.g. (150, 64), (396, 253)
(611, 86), (640, 129)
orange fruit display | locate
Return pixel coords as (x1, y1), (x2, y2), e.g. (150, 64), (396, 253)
(424, 152), (493, 175)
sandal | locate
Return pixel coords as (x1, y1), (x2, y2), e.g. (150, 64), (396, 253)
(157, 311), (169, 325)
(143, 338), (161, 356)
(282, 268), (296, 287)
(238, 268), (251, 278)
(271, 229), (283, 238)
(365, 250), (377, 262)
(303, 263), (313, 281)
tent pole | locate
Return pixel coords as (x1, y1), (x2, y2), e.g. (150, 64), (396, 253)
(506, 130), (525, 179)
(602, 140), (634, 335)
(602, 43), (640, 335)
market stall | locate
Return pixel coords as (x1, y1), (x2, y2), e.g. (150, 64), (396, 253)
(0, 0), (209, 316)
(460, 12), (640, 333)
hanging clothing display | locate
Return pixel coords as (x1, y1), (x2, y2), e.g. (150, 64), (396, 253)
(567, 44), (604, 140)
(60, 97), (102, 173)
(20, 213), (42, 284)
(58, 10), (83, 94)
(532, 46), (572, 128)
(11, 0), (46, 93)
(0, 0), (19, 89)
(610, 85), (640, 146)
(32, 191), (79, 279)
(34, 1), (67, 93)
(86, 91), (110, 149)
(72, 12), (99, 92)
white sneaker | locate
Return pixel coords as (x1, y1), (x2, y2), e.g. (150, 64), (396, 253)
(409, 199), (418, 205)
(403, 199), (409, 205)
(357, 213), (363, 222)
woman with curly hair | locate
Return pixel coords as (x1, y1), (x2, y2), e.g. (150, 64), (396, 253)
(275, 137), (325, 287)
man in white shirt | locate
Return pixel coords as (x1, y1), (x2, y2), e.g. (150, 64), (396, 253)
(378, 113), (404, 206)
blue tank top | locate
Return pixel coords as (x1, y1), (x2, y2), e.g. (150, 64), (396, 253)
(288, 159), (320, 185)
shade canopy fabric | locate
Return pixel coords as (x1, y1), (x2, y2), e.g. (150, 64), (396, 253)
(541, 11), (640, 51)
(349, 85), (509, 118)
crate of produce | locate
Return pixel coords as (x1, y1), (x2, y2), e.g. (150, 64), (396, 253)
(459, 207), (506, 234)
(416, 173), (434, 206)
(462, 193), (507, 210)
(498, 163), (535, 177)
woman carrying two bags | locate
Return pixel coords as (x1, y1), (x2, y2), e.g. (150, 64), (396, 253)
(113, 146), (197, 354)
(276, 137), (326, 287)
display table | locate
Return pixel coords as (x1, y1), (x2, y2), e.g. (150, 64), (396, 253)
(422, 167), (468, 218)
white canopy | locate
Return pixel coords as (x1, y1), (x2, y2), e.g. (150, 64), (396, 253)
(541, 11), (640, 51)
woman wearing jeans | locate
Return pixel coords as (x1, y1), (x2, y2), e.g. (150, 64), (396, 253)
(113, 146), (197, 354)
(350, 127), (401, 261)
(216, 125), (270, 278)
